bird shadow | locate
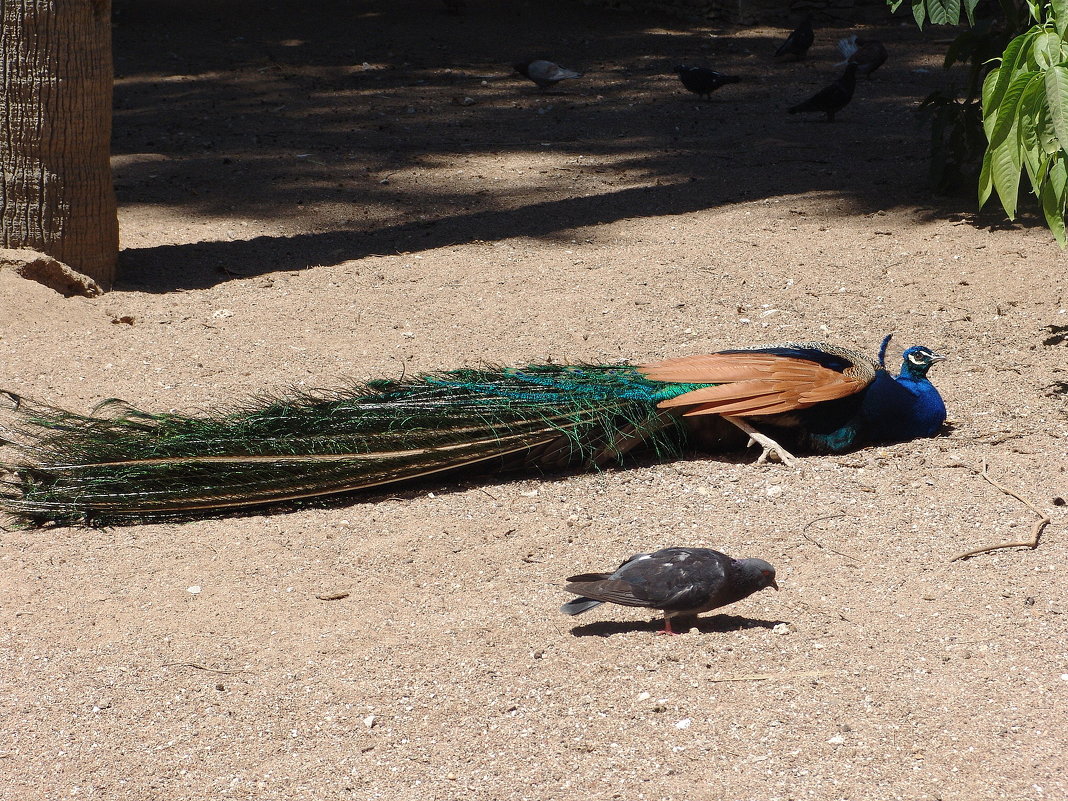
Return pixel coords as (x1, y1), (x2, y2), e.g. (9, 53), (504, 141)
(568, 613), (786, 638)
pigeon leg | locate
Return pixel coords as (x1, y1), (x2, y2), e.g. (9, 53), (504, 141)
(722, 416), (799, 467)
(656, 616), (681, 636)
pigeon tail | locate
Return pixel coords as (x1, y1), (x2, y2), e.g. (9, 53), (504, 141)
(560, 597), (603, 616)
(836, 35), (859, 65)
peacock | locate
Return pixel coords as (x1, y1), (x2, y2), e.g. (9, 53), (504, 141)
(0, 336), (945, 526)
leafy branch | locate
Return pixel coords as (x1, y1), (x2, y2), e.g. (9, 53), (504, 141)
(891, 0), (1068, 245)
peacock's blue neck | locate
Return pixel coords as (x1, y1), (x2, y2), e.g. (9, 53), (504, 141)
(891, 370), (946, 437)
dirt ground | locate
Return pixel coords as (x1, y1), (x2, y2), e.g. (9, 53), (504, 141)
(1, 0), (1067, 798)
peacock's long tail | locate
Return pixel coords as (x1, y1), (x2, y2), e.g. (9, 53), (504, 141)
(0, 364), (706, 526)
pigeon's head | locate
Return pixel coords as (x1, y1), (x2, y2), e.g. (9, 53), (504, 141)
(899, 345), (946, 379)
(736, 558), (778, 592)
(513, 61), (531, 77)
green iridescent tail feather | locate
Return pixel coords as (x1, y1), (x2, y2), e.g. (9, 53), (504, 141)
(0, 365), (705, 526)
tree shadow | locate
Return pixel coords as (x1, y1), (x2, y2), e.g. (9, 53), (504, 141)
(567, 612), (786, 637)
(110, 0), (974, 292)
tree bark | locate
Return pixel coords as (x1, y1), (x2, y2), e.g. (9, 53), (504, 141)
(0, 0), (117, 290)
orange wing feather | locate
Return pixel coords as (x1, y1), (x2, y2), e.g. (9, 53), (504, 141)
(640, 353), (868, 417)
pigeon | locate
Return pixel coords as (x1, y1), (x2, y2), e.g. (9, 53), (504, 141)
(561, 547), (778, 635)
(788, 63), (859, 121)
(836, 35), (887, 78)
(774, 14), (815, 62)
(513, 60), (582, 90)
(674, 65), (741, 100)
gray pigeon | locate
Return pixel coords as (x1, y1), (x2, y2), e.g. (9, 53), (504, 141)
(788, 62), (859, 122)
(774, 14), (815, 62)
(513, 59), (582, 90)
(561, 547), (778, 635)
(836, 35), (887, 78)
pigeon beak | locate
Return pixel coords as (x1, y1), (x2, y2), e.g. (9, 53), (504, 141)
(769, 578), (779, 591)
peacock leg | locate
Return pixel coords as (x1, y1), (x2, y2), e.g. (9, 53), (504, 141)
(721, 416), (799, 467)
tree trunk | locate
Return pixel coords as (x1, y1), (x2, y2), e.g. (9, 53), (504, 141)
(0, 0), (117, 290)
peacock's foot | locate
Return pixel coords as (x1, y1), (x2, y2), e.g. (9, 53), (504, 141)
(722, 416), (799, 467)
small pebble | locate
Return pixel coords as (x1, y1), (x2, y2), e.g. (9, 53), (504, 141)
(187, 586), (201, 595)
(364, 715), (377, 728)
(772, 622), (792, 635)
(827, 735), (845, 745)
(675, 718), (692, 729)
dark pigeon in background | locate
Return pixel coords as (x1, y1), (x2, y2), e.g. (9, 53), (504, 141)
(788, 62), (859, 121)
(514, 60), (582, 90)
(674, 66), (741, 100)
(561, 547), (778, 635)
(837, 35), (887, 78)
(774, 14), (815, 62)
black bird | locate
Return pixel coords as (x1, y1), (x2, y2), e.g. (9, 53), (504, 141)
(788, 63), (859, 121)
(837, 35), (887, 78)
(774, 14), (815, 62)
(561, 548), (779, 635)
(513, 60), (582, 90)
(674, 65), (741, 99)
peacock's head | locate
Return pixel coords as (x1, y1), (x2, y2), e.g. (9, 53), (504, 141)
(899, 345), (946, 379)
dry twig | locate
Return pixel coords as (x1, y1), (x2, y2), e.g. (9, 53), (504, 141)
(801, 513), (860, 562)
(950, 459), (1051, 561)
(707, 670), (833, 683)
(162, 662), (252, 675)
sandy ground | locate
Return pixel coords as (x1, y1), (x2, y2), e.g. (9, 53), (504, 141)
(1, 0), (1067, 799)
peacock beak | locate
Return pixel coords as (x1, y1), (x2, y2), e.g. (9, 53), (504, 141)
(928, 352), (947, 363)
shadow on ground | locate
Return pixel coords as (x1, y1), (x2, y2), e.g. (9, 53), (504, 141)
(111, 0), (980, 291)
(568, 612), (786, 637)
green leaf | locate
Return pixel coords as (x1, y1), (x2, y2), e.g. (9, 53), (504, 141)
(984, 33), (1035, 123)
(888, 0), (904, 11)
(1019, 76), (1049, 180)
(927, 0), (962, 24)
(1051, 0), (1067, 34)
(979, 149), (995, 208)
(990, 137), (1022, 218)
(1039, 164), (1067, 245)
(1045, 65), (1068, 150)
(1050, 157), (1068, 202)
(988, 71), (1039, 149)
(1032, 31), (1066, 69)
(982, 67), (1002, 135)
(963, 0), (980, 24)
(913, 0), (927, 28)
